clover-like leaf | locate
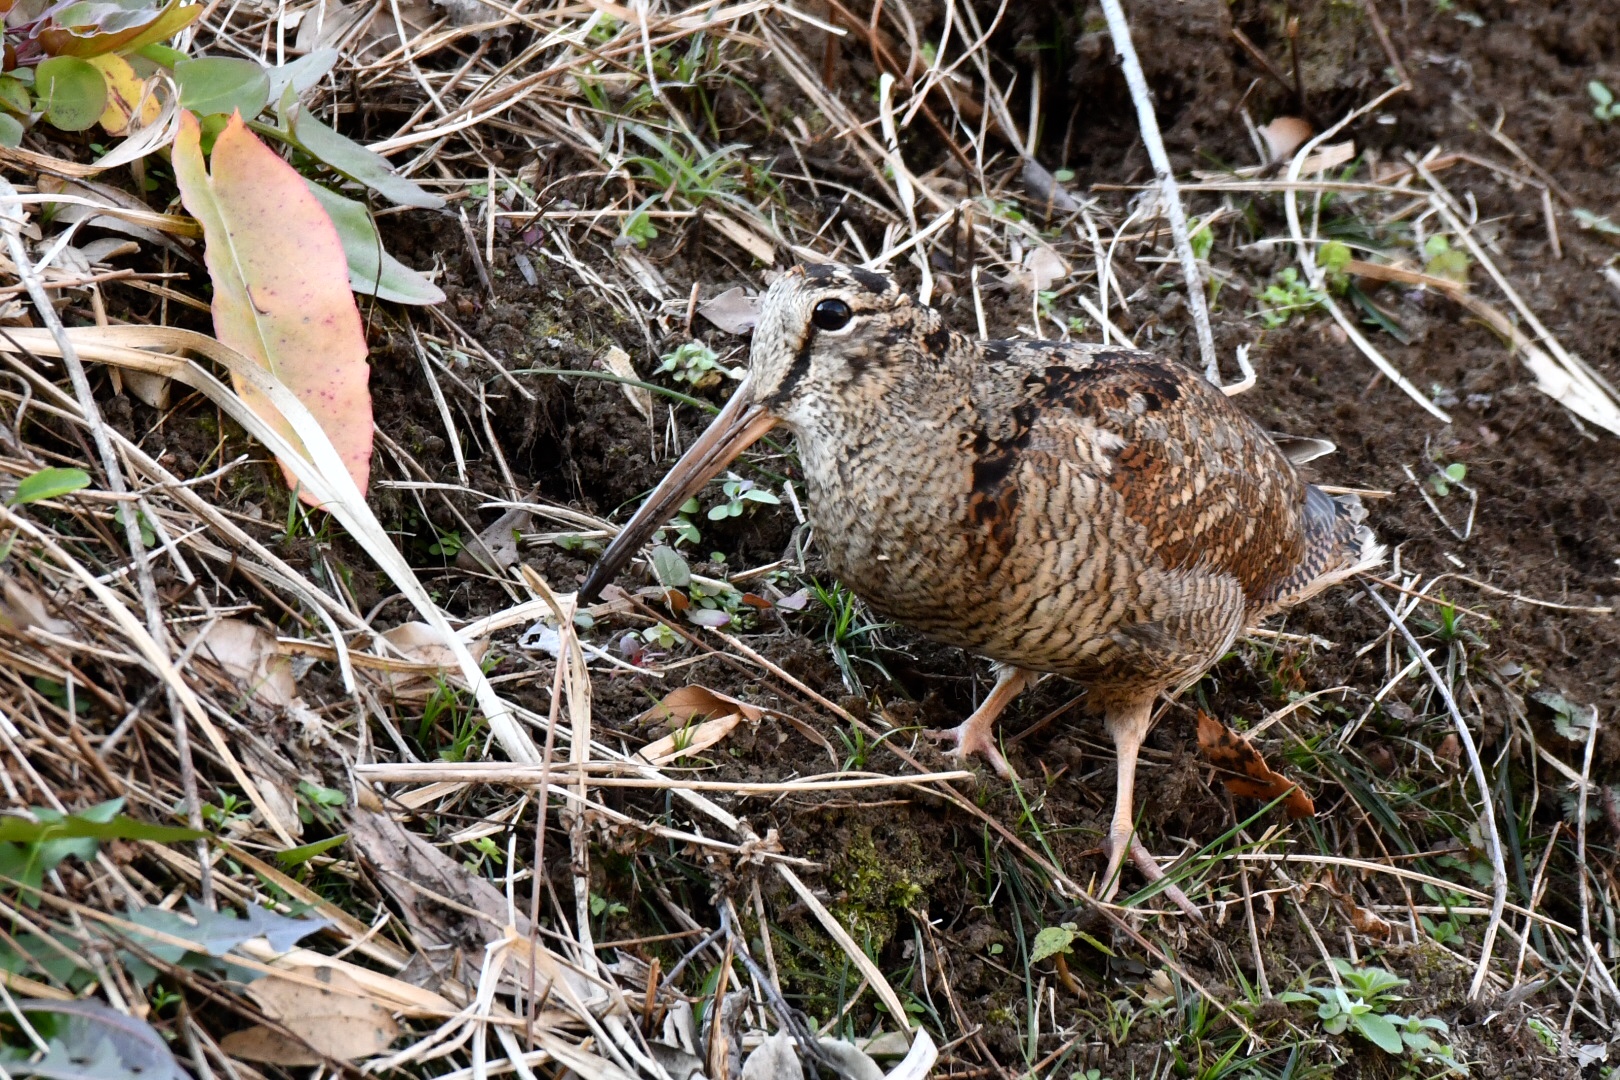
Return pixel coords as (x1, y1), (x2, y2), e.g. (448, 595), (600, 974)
(35, 56), (106, 131)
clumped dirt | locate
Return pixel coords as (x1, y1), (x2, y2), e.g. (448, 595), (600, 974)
(123, 0), (1616, 1073)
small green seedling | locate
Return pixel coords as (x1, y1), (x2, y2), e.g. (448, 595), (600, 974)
(428, 529), (464, 558)
(706, 476), (779, 520)
(1283, 960), (1467, 1074)
(1256, 267), (1328, 328)
(1423, 234), (1471, 284)
(657, 341), (744, 390)
(1591, 81), (1619, 122)
(620, 207), (659, 248)
(1429, 461), (1467, 496)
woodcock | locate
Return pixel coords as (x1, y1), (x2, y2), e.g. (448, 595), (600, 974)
(579, 263), (1383, 909)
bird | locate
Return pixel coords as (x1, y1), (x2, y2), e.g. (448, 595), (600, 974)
(579, 262), (1382, 911)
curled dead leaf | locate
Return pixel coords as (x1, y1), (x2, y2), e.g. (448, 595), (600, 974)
(0, 572), (74, 638)
(1194, 712), (1315, 818)
(599, 345), (653, 421)
(188, 619), (297, 708)
(634, 684), (762, 765)
(370, 622), (489, 703)
(697, 285), (760, 335)
(224, 967), (399, 1064)
(1260, 116), (1313, 162)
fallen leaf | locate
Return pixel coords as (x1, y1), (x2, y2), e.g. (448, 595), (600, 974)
(1259, 116), (1313, 162)
(697, 286), (760, 334)
(1021, 246), (1069, 294)
(1194, 712), (1315, 818)
(635, 685), (761, 764)
(87, 53), (160, 136)
(634, 684), (763, 727)
(225, 967), (398, 1063)
(1347, 901), (1393, 939)
(638, 712), (743, 765)
(172, 110), (374, 508)
(0, 572), (74, 637)
(188, 619), (297, 708)
(370, 622), (489, 703)
(455, 505), (530, 574)
(599, 344), (652, 420)
(741, 1031), (802, 1080)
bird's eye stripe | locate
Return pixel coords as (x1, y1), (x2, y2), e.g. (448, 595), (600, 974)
(766, 333), (815, 406)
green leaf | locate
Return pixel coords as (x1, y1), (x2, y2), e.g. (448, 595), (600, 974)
(0, 810), (205, 845)
(36, 0), (203, 58)
(274, 832), (348, 867)
(1591, 80), (1615, 108)
(1354, 1011), (1404, 1054)
(276, 100), (444, 209)
(1319, 239), (1352, 274)
(264, 49), (339, 105)
(1572, 209), (1620, 235)
(11, 467), (91, 506)
(135, 42), (187, 67)
(305, 182), (445, 304)
(9, 999), (186, 1080)
(1029, 924), (1076, 963)
(649, 545), (690, 588)
(0, 113), (24, 149)
(0, 76), (32, 116)
(175, 56), (270, 119)
(1443, 462), (1466, 483)
(35, 56), (107, 132)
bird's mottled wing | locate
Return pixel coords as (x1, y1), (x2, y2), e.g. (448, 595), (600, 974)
(970, 344), (1310, 605)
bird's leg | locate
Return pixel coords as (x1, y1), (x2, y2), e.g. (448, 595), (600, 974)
(1099, 697), (1202, 918)
(1099, 697), (1153, 901)
(928, 666), (1036, 779)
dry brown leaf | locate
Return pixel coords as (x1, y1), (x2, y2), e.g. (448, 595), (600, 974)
(371, 622), (489, 703)
(0, 572), (74, 637)
(634, 685), (761, 765)
(1194, 712), (1315, 818)
(189, 619), (297, 708)
(455, 505), (531, 575)
(634, 684), (763, 726)
(638, 712), (743, 766)
(697, 286), (760, 334)
(1347, 902), (1393, 939)
(1260, 116), (1313, 161)
(599, 345), (652, 421)
(225, 968), (399, 1064)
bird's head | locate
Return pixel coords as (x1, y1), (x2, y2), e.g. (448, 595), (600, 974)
(578, 263), (933, 601)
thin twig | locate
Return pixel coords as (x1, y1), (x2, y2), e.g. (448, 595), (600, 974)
(1362, 582), (1507, 999)
(1095, 0), (1218, 381)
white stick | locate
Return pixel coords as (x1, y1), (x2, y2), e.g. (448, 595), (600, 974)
(1095, 0), (1218, 382)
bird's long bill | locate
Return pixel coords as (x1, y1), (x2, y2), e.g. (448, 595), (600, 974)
(578, 379), (779, 602)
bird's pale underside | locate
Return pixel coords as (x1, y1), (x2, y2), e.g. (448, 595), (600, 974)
(580, 263), (1383, 916)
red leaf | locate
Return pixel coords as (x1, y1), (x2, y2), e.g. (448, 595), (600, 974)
(1195, 712), (1315, 818)
(172, 110), (372, 507)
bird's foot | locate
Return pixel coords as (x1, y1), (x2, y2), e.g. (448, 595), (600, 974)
(1122, 837), (1203, 922)
(927, 721), (1016, 780)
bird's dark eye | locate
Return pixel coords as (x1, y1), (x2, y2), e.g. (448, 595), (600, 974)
(811, 298), (853, 331)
